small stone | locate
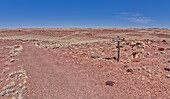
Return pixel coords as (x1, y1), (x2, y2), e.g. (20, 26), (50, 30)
(10, 59), (16, 62)
(10, 52), (19, 57)
(18, 83), (23, 88)
(146, 52), (150, 55)
(13, 45), (23, 52)
(162, 40), (166, 42)
(0, 90), (6, 97)
(2, 68), (9, 74)
(166, 74), (170, 78)
(152, 45), (157, 47)
(164, 67), (170, 71)
(104, 57), (117, 61)
(5, 61), (11, 65)
(155, 71), (160, 74)
(106, 81), (115, 86)
(160, 52), (165, 54)
(6, 89), (15, 94)
(142, 67), (146, 70)
(167, 60), (170, 63)
(141, 76), (145, 80)
(164, 42), (169, 44)
(127, 68), (133, 72)
(148, 74), (152, 78)
(124, 65), (128, 68)
(5, 46), (12, 49)
(137, 67), (141, 70)
(0, 79), (3, 83)
(53, 46), (59, 49)
(147, 69), (152, 74)
(3, 82), (16, 90)
(154, 52), (159, 55)
(159, 48), (166, 51)
(90, 55), (100, 59)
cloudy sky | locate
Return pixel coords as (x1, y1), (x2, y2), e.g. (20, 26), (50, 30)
(0, 0), (169, 28)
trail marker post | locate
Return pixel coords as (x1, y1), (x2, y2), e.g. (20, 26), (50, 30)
(112, 36), (124, 62)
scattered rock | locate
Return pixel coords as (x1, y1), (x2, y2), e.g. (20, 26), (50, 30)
(90, 55), (100, 59)
(13, 45), (23, 52)
(152, 44), (157, 47)
(5, 61), (11, 65)
(104, 57), (117, 61)
(146, 52), (150, 55)
(1, 82), (16, 97)
(2, 82), (16, 90)
(2, 68), (9, 74)
(146, 40), (151, 45)
(124, 65), (128, 68)
(8, 69), (26, 80)
(6, 89), (15, 95)
(164, 42), (169, 44)
(147, 74), (152, 78)
(5, 46), (12, 49)
(164, 67), (170, 71)
(127, 68), (133, 72)
(155, 71), (161, 74)
(132, 46), (137, 50)
(52, 46), (59, 49)
(0, 79), (3, 83)
(106, 81), (115, 86)
(159, 48), (166, 51)
(162, 40), (166, 42)
(0, 90), (6, 97)
(10, 59), (17, 62)
(136, 67), (141, 70)
(167, 60), (170, 63)
(166, 74), (170, 78)
(147, 69), (152, 74)
(160, 52), (165, 54)
(154, 52), (159, 55)
(18, 83), (23, 88)
(142, 67), (146, 70)
(10, 52), (19, 57)
(132, 60), (140, 62)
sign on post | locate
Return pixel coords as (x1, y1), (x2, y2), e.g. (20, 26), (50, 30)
(112, 36), (124, 62)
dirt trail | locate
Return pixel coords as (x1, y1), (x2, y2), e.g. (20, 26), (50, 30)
(19, 43), (106, 99)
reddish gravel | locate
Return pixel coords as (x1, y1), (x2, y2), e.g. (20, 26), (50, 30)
(0, 28), (170, 99)
(17, 41), (169, 99)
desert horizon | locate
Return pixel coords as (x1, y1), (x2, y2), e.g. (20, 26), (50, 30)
(0, 0), (170, 98)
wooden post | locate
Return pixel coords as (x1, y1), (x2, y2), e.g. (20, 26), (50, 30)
(117, 36), (120, 62)
(112, 36), (124, 62)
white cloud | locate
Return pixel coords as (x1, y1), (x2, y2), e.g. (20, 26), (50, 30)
(128, 17), (151, 23)
(117, 12), (151, 23)
(121, 12), (142, 17)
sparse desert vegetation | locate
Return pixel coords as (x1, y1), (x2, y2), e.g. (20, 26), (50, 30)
(0, 28), (170, 98)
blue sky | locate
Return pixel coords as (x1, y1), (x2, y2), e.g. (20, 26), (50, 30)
(0, 0), (170, 29)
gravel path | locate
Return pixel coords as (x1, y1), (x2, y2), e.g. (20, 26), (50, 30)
(20, 43), (107, 99)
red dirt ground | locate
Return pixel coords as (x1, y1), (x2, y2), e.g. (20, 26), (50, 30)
(0, 28), (170, 99)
